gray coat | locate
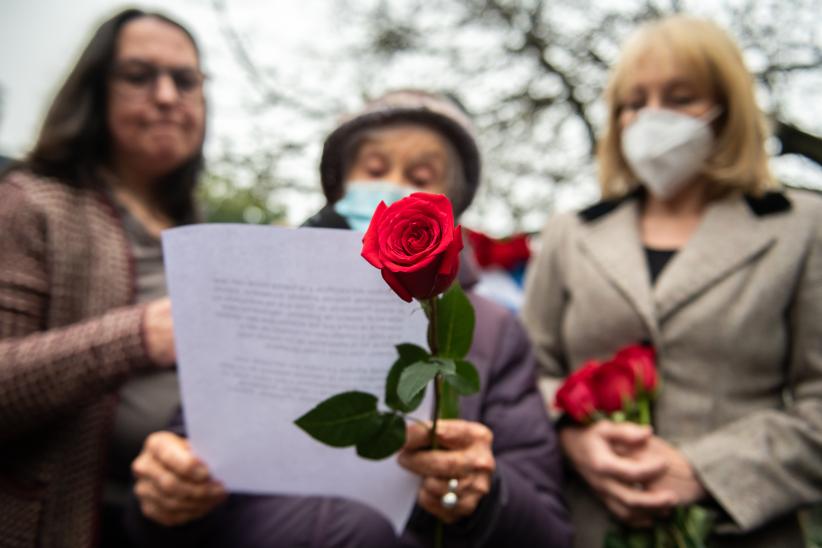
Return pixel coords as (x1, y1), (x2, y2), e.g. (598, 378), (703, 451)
(522, 189), (822, 548)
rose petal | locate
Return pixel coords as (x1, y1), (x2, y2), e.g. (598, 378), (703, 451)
(381, 268), (413, 302)
(361, 201), (388, 268)
(437, 225), (463, 278)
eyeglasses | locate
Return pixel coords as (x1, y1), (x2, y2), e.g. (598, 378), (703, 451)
(110, 60), (205, 101)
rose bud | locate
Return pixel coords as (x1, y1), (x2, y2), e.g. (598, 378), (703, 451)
(554, 361), (598, 423)
(590, 358), (637, 413)
(614, 344), (658, 393)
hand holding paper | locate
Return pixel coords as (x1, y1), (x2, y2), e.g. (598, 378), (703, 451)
(162, 224), (429, 532)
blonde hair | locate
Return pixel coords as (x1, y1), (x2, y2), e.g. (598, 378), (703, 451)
(597, 15), (775, 199)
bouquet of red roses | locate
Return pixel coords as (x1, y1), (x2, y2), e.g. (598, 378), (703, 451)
(555, 345), (714, 548)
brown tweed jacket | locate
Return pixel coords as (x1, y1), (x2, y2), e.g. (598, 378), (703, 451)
(0, 171), (156, 548)
(523, 189), (822, 548)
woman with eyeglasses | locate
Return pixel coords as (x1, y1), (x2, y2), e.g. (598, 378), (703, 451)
(0, 9), (205, 547)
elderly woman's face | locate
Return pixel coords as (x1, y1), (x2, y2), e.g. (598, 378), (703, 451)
(345, 125), (449, 194)
(107, 17), (205, 178)
(617, 52), (716, 130)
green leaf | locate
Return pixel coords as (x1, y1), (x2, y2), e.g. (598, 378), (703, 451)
(431, 357), (456, 375)
(435, 284), (475, 359)
(397, 361), (439, 405)
(356, 413), (407, 460)
(385, 344), (431, 412)
(682, 505), (715, 546)
(294, 391), (381, 447)
(439, 381), (460, 419)
(443, 359), (480, 396)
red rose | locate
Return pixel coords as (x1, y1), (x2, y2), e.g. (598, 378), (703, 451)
(590, 358), (637, 413)
(466, 229), (531, 270)
(362, 193), (463, 302)
(614, 345), (658, 393)
(555, 362), (598, 422)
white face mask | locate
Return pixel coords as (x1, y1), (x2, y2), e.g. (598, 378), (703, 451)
(621, 107), (720, 200)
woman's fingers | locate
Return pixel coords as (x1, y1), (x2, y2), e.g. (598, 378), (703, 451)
(144, 431), (210, 482)
(133, 431), (226, 525)
(598, 477), (676, 512)
(400, 420), (496, 520)
(403, 420), (493, 452)
(421, 473), (491, 500)
(403, 421), (433, 451)
(433, 420), (494, 449)
(399, 447), (472, 477)
(587, 446), (668, 485)
(399, 420), (495, 478)
(596, 421), (653, 446)
(133, 454), (223, 503)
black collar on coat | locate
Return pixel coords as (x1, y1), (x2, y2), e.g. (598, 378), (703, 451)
(578, 186), (792, 223)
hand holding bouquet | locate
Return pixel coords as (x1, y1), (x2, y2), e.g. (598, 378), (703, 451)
(555, 345), (715, 548)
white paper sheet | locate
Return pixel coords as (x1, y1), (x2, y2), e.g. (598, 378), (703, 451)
(162, 224), (429, 532)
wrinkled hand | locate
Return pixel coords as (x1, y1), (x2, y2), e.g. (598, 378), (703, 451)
(143, 298), (176, 367)
(132, 431), (226, 526)
(398, 420), (495, 523)
(637, 436), (706, 507)
(560, 421), (676, 526)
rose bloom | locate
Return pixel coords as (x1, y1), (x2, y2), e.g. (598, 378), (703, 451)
(555, 362), (598, 422)
(589, 358), (637, 413)
(614, 345), (658, 393)
(362, 193), (463, 302)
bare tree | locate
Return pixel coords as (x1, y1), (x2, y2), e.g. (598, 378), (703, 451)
(210, 0), (822, 233)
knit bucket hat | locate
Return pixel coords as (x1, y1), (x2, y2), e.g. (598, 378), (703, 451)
(319, 90), (482, 216)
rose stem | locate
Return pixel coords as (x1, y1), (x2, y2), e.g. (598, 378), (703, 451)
(427, 297), (441, 450)
(638, 396), (651, 426)
(427, 297), (445, 548)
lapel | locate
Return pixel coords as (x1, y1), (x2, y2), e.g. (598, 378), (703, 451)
(653, 194), (776, 321)
(578, 198), (661, 342)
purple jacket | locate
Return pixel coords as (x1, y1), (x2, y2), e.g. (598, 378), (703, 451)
(126, 209), (572, 547)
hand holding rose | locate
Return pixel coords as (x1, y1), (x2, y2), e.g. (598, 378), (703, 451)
(398, 420), (495, 523)
(628, 435), (707, 507)
(554, 344), (708, 537)
(560, 422), (675, 527)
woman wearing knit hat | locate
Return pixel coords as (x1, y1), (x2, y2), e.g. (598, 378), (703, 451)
(125, 90), (572, 548)
(307, 89), (481, 228)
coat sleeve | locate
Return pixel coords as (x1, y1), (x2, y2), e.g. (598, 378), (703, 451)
(406, 308), (572, 548)
(521, 214), (574, 407)
(680, 205), (822, 532)
(0, 181), (152, 440)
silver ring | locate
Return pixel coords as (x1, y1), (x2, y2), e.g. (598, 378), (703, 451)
(441, 491), (458, 509)
(441, 477), (459, 509)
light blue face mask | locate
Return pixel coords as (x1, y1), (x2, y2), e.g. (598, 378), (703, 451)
(334, 181), (414, 232)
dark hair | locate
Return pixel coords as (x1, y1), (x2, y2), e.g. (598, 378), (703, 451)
(21, 8), (204, 224)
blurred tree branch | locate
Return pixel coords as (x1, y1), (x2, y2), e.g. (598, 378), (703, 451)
(210, 0), (821, 233)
